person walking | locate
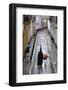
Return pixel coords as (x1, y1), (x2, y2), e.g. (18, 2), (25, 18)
(24, 42), (30, 62)
(37, 46), (43, 66)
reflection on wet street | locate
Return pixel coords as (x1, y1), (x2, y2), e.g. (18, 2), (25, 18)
(23, 15), (57, 75)
(30, 29), (56, 74)
(23, 29), (57, 75)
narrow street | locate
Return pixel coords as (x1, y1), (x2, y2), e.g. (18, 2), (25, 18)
(29, 29), (57, 74)
(23, 15), (57, 75)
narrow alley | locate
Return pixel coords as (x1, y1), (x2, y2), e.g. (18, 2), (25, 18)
(29, 29), (57, 74)
(23, 15), (57, 75)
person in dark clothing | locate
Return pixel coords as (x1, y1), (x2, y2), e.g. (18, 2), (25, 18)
(25, 42), (30, 53)
(37, 46), (43, 66)
(24, 42), (30, 58)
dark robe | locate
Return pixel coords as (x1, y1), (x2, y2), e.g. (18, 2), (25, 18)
(37, 51), (43, 65)
(25, 43), (30, 53)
